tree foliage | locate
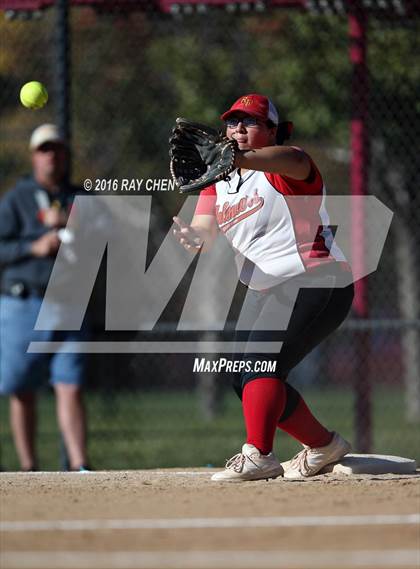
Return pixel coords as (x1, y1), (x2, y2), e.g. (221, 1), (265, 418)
(1, 9), (419, 208)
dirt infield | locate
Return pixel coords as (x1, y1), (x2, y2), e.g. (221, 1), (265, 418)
(1, 470), (419, 569)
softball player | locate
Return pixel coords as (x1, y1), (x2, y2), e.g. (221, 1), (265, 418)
(173, 94), (354, 482)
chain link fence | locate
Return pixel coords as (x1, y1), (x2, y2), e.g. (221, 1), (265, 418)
(0, 3), (419, 470)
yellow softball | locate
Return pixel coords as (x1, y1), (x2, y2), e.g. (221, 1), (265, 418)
(20, 81), (49, 109)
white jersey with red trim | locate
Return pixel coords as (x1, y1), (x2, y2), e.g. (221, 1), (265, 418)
(195, 161), (346, 291)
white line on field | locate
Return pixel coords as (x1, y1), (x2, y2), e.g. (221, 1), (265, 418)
(151, 471), (211, 475)
(0, 470), (211, 476)
(1, 470), (418, 478)
(1, 513), (419, 532)
(1, 549), (419, 569)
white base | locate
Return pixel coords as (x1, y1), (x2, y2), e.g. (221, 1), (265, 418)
(318, 454), (417, 475)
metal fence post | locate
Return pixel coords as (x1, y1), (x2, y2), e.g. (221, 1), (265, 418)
(56, 0), (72, 468)
(56, 0), (71, 181)
(349, 3), (372, 453)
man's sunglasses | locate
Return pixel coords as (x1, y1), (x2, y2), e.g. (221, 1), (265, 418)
(36, 142), (66, 152)
(225, 117), (264, 128)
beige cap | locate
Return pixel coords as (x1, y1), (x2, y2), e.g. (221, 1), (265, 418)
(29, 123), (66, 150)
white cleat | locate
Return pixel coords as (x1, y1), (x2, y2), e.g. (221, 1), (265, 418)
(283, 432), (351, 479)
(211, 443), (284, 483)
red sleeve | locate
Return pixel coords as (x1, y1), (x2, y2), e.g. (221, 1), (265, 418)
(194, 184), (217, 216)
(265, 152), (324, 196)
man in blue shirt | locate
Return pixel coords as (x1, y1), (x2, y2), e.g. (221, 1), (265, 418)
(0, 124), (89, 471)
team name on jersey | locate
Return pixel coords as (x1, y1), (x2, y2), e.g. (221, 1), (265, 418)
(216, 190), (264, 233)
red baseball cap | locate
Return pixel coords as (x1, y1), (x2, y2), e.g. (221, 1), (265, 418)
(221, 94), (279, 125)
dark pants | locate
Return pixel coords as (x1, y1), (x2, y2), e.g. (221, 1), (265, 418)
(232, 263), (354, 398)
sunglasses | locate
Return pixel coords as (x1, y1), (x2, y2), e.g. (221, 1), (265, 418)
(225, 117), (263, 128)
(36, 142), (65, 153)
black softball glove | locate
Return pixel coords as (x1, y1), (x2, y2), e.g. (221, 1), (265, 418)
(169, 118), (238, 193)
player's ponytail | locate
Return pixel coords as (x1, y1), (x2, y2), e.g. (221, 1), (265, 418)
(275, 121), (294, 145)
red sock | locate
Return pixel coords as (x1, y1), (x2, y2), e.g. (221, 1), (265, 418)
(242, 378), (286, 455)
(277, 396), (333, 448)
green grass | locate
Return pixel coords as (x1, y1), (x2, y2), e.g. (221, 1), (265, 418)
(0, 387), (418, 471)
